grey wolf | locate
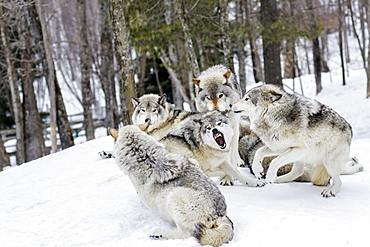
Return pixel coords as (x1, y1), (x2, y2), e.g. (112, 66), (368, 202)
(231, 84), (363, 197)
(158, 110), (265, 187)
(193, 64), (242, 112)
(193, 65), (244, 167)
(109, 125), (234, 246)
(131, 94), (196, 140)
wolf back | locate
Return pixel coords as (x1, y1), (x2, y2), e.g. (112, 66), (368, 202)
(110, 125), (234, 246)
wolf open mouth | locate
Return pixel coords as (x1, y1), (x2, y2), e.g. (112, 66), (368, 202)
(213, 129), (226, 149)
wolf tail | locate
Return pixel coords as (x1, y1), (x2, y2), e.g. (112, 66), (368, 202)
(311, 165), (331, 186)
(194, 216), (234, 247)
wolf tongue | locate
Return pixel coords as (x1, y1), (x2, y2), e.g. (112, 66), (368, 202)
(213, 132), (226, 148)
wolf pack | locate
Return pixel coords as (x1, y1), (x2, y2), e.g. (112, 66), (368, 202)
(99, 64), (364, 246)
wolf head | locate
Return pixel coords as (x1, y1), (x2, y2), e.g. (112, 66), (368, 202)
(131, 94), (169, 126)
(231, 84), (283, 117)
(194, 111), (234, 151)
(193, 65), (241, 112)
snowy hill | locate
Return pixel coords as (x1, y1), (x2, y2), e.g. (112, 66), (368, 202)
(1, 62), (370, 246)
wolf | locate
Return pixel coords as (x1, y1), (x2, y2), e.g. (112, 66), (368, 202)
(109, 125), (234, 246)
(192, 64), (242, 112)
(193, 65), (244, 167)
(231, 84), (363, 197)
(131, 94), (196, 140)
(158, 110), (265, 187)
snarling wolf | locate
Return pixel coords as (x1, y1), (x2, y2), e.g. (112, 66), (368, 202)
(109, 125), (234, 246)
(158, 110), (265, 187)
(231, 84), (363, 197)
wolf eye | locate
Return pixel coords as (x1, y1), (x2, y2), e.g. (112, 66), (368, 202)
(206, 126), (212, 131)
(218, 93), (224, 98)
(152, 108), (157, 113)
(216, 121), (222, 126)
(244, 97), (249, 101)
(140, 109), (146, 112)
(205, 96), (211, 101)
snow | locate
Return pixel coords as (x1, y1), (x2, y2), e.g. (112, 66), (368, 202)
(1, 72), (370, 247)
(2, 33), (370, 246)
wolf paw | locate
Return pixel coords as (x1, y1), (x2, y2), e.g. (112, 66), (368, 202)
(247, 179), (266, 187)
(98, 151), (114, 159)
(321, 189), (336, 198)
(252, 163), (264, 179)
(220, 179), (234, 186)
(150, 228), (166, 239)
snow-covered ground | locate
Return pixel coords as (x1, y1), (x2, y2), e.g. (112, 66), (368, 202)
(1, 68), (370, 247)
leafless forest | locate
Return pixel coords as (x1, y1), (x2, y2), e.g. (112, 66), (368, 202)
(0, 0), (370, 168)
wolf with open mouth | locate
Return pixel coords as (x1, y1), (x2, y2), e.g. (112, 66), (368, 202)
(159, 110), (265, 187)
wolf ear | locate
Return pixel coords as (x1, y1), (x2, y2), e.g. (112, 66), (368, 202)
(193, 119), (202, 124)
(108, 127), (119, 141)
(158, 94), (167, 107)
(131, 97), (140, 107)
(223, 70), (231, 80)
(192, 78), (201, 87)
(266, 90), (282, 103)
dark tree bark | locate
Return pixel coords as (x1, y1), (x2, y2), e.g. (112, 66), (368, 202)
(260, 0), (282, 86)
(110, 0), (136, 125)
(307, 0), (322, 94)
(99, 0), (120, 129)
(220, 0), (234, 70)
(236, 0), (247, 93)
(337, 0), (346, 86)
(0, 135), (10, 170)
(0, 6), (25, 165)
(24, 0), (75, 149)
(78, 0), (95, 139)
(20, 39), (47, 161)
(245, 0), (264, 83)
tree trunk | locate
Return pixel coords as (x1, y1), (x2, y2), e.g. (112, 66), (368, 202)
(35, 1), (75, 149)
(337, 0), (346, 86)
(100, 0), (120, 129)
(0, 135), (10, 170)
(110, 0), (136, 125)
(0, 7), (25, 165)
(236, 0), (247, 93)
(260, 0), (282, 86)
(220, 0), (234, 70)
(174, 0), (200, 78)
(20, 37), (47, 161)
(24, 0), (56, 152)
(78, 0), (95, 140)
(307, 0), (322, 94)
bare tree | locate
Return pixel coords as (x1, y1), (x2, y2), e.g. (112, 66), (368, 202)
(261, 0), (282, 85)
(78, 0), (95, 139)
(0, 135), (10, 170)
(99, 0), (120, 128)
(110, 0), (136, 125)
(0, 6), (25, 165)
(220, 0), (234, 70)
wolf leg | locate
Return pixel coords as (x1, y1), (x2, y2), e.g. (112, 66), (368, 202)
(252, 146), (277, 179)
(220, 161), (265, 187)
(150, 227), (191, 240)
(98, 150), (114, 159)
(275, 161), (305, 183)
(341, 157), (364, 175)
(265, 147), (306, 183)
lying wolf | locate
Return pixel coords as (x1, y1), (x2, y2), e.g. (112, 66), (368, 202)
(231, 84), (363, 197)
(109, 125), (234, 246)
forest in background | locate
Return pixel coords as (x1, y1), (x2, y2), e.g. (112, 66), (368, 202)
(0, 0), (370, 169)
